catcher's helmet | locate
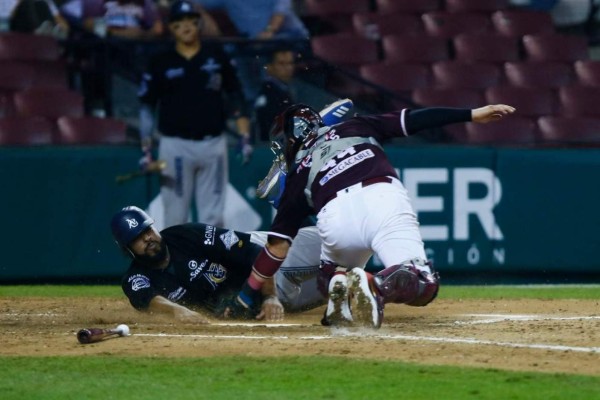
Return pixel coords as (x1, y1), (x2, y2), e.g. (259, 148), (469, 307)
(110, 206), (154, 250)
(269, 104), (323, 167)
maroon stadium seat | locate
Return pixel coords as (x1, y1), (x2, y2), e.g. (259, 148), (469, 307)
(0, 33), (62, 61)
(453, 33), (520, 63)
(14, 87), (84, 120)
(305, 0), (371, 32)
(432, 61), (501, 89)
(412, 87), (485, 108)
(383, 34), (449, 63)
(537, 116), (600, 145)
(485, 86), (557, 117)
(491, 10), (555, 37)
(353, 12), (423, 38)
(360, 62), (431, 95)
(305, 0), (370, 15)
(422, 12), (492, 38)
(57, 116), (128, 145)
(503, 61), (573, 89)
(0, 116), (53, 145)
(312, 33), (379, 67)
(522, 34), (589, 62)
(29, 61), (68, 88)
(464, 116), (537, 145)
(558, 85), (600, 118)
(574, 60), (600, 88)
(445, 0), (510, 13)
(0, 62), (34, 91)
(375, 0), (440, 14)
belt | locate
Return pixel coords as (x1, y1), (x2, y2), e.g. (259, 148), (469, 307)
(326, 176), (393, 203)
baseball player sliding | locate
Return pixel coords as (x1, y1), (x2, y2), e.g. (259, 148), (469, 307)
(225, 103), (516, 328)
(111, 206), (325, 323)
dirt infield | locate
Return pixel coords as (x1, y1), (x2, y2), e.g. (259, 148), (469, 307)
(1, 296), (598, 376)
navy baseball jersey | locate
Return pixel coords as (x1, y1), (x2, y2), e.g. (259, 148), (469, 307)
(138, 43), (244, 139)
(122, 223), (260, 311)
(270, 111), (413, 241)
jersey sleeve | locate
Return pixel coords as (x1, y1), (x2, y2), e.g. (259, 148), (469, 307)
(121, 269), (157, 311)
(218, 50), (247, 117)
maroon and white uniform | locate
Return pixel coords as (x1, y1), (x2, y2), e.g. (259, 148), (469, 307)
(270, 110), (426, 269)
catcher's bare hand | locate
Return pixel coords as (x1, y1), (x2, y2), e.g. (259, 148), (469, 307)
(472, 104), (516, 124)
(256, 296), (284, 321)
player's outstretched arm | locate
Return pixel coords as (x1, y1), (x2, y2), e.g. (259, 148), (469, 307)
(472, 104), (516, 124)
(147, 295), (210, 324)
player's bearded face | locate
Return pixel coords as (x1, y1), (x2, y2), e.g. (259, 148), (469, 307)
(130, 227), (168, 266)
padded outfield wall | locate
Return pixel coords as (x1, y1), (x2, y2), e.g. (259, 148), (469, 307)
(0, 145), (598, 282)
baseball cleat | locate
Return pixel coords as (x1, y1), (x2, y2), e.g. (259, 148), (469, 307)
(319, 98), (353, 126)
(347, 268), (383, 329)
(321, 274), (353, 327)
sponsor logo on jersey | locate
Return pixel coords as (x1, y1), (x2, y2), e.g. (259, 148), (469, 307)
(219, 230), (239, 250)
(165, 67), (184, 79)
(319, 149), (375, 185)
(168, 287), (187, 302)
(126, 218), (138, 229)
(201, 58), (221, 73)
(207, 263), (227, 284)
(189, 259), (208, 282)
(128, 274), (150, 291)
(204, 225), (216, 245)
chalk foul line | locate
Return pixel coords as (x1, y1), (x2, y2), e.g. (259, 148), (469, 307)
(133, 332), (600, 353)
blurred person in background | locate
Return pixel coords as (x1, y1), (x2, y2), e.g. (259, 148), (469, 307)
(0, 0), (69, 35)
(193, 0), (309, 106)
(82, 0), (163, 38)
(252, 47), (296, 142)
(138, 0), (251, 229)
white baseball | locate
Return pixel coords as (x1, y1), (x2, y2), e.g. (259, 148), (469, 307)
(116, 324), (130, 336)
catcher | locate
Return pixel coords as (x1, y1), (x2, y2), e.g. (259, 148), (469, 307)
(110, 206), (324, 323)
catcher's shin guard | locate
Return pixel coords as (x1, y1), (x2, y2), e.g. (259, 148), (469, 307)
(373, 261), (439, 307)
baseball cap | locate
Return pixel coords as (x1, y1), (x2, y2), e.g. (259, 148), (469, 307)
(169, 0), (201, 22)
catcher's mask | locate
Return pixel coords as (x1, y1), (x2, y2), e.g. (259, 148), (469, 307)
(269, 103), (324, 169)
(110, 206), (154, 257)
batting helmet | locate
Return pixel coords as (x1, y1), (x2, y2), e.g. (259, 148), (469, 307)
(110, 206), (154, 250)
(269, 104), (323, 167)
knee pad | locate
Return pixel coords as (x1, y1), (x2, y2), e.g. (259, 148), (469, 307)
(373, 260), (439, 307)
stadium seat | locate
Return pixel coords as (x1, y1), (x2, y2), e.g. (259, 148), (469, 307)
(537, 116), (600, 145)
(304, 0), (371, 32)
(383, 34), (450, 63)
(353, 12), (423, 38)
(0, 62), (34, 91)
(453, 33), (520, 63)
(503, 61), (573, 89)
(558, 85), (600, 118)
(375, 0), (440, 13)
(57, 116), (128, 145)
(574, 60), (600, 88)
(0, 33), (62, 61)
(422, 12), (492, 38)
(360, 62), (431, 95)
(464, 116), (537, 145)
(432, 61), (501, 89)
(305, 0), (370, 15)
(311, 33), (379, 67)
(29, 61), (69, 88)
(485, 86), (557, 117)
(0, 116), (53, 145)
(491, 10), (555, 37)
(522, 34), (589, 62)
(445, 0), (510, 13)
(412, 87), (485, 108)
(14, 87), (84, 120)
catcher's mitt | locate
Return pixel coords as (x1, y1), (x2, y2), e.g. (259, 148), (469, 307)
(214, 293), (260, 320)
